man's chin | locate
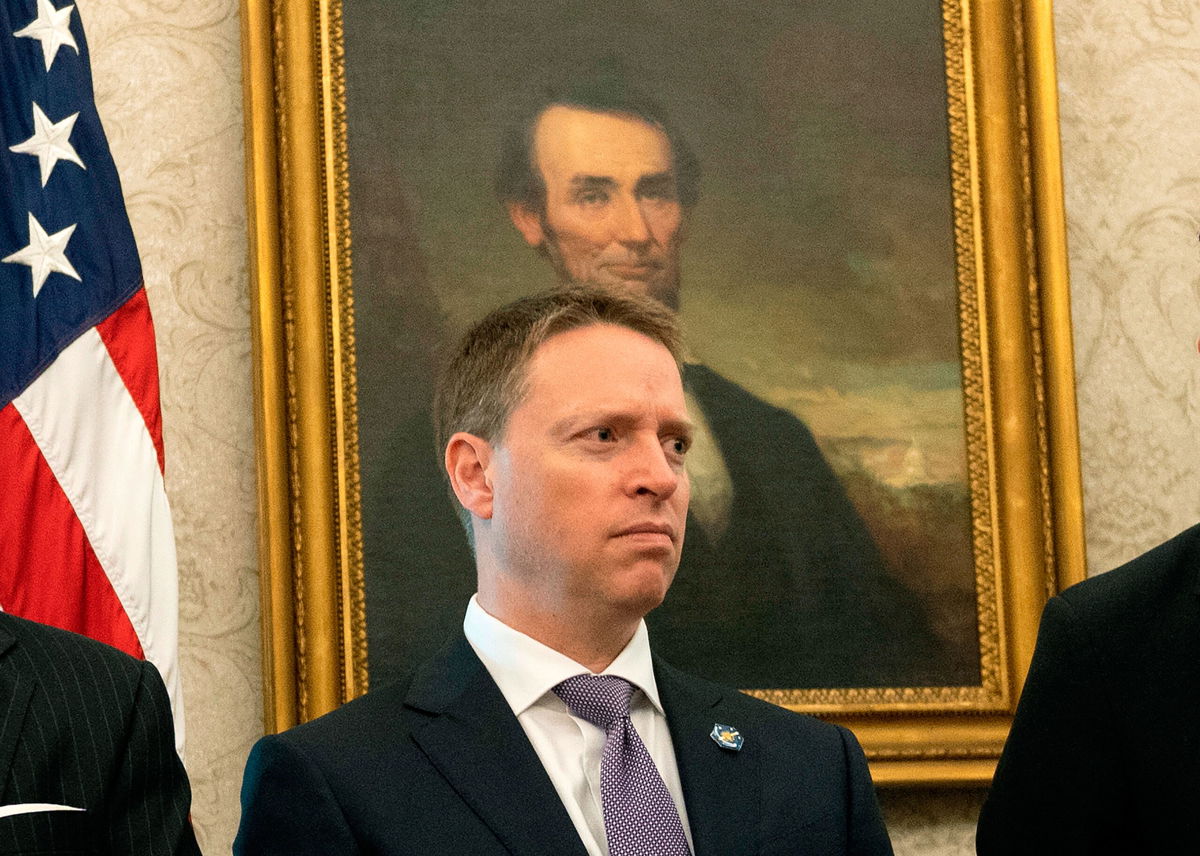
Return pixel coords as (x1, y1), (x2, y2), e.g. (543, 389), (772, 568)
(619, 567), (677, 615)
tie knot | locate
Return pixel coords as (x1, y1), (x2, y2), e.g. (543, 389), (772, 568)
(553, 674), (634, 728)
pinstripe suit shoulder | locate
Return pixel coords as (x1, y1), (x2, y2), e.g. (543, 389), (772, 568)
(0, 612), (199, 856)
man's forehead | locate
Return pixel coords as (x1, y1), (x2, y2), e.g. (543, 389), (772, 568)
(528, 321), (679, 366)
(523, 323), (684, 400)
(532, 104), (675, 174)
(499, 326), (688, 450)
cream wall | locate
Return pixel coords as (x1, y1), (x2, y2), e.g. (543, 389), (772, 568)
(1055, 0), (1200, 566)
(80, 0), (1199, 852)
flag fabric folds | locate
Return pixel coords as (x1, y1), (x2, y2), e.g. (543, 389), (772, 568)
(0, 0), (184, 752)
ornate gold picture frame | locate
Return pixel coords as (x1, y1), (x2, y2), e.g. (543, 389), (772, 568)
(241, 0), (1084, 784)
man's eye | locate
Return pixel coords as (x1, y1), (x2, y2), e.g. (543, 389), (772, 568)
(575, 190), (609, 206)
(637, 179), (678, 202)
(665, 436), (690, 456)
(594, 427), (615, 442)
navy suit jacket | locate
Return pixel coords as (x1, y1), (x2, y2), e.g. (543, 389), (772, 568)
(236, 636), (893, 855)
(0, 612), (199, 856)
(977, 523), (1200, 854)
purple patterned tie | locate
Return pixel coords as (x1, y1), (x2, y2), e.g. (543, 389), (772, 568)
(553, 675), (692, 856)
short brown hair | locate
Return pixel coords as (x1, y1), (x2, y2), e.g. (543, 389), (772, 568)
(433, 285), (683, 468)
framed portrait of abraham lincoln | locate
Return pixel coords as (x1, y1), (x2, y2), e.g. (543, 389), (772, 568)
(241, 0), (1086, 784)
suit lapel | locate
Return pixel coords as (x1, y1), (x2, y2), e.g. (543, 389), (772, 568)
(655, 659), (758, 856)
(406, 637), (588, 856)
(0, 621), (34, 799)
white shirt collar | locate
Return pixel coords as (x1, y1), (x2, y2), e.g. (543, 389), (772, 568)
(463, 594), (664, 717)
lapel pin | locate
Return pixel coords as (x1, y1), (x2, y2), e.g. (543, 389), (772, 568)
(710, 723), (744, 751)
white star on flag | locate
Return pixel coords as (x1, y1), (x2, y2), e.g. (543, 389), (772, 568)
(9, 103), (85, 187)
(13, 0), (78, 72)
(2, 212), (81, 297)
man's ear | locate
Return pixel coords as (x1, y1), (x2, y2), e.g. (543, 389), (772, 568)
(445, 432), (495, 520)
(507, 202), (546, 248)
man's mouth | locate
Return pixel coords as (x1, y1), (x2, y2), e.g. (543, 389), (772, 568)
(604, 262), (661, 280)
(613, 522), (677, 546)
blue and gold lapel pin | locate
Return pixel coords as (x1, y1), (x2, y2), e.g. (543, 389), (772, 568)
(710, 723), (744, 751)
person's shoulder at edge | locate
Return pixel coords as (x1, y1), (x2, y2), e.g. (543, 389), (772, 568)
(1053, 521), (1200, 624)
(0, 611), (200, 856)
(976, 524), (1200, 856)
(1, 610), (146, 682)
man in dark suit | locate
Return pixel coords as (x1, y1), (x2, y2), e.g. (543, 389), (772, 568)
(0, 611), (199, 855)
(236, 287), (893, 855)
(976, 523), (1200, 854)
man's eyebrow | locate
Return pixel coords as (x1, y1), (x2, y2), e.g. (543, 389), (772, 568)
(547, 412), (694, 436)
(635, 172), (677, 196)
(547, 412), (606, 436)
(569, 175), (619, 192)
(660, 417), (695, 439)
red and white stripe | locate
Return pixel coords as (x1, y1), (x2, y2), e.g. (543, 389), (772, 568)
(0, 287), (184, 753)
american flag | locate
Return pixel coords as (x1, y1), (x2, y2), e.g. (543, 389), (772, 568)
(0, 0), (184, 752)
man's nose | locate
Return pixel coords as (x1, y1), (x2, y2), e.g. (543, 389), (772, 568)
(611, 195), (652, 246)
(628, 438), (680, 499)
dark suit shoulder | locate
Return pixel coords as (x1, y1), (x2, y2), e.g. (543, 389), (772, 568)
(267, 635), (491, 765)
(1058, 522), (1200, 620)
(0, 614), (198, 856)
(656, 658), (853, 749)
(1049, 523), (1200, 667)
(0, 611), (144, 683)
(237, 677), (431, 856)
(274, 676), (418, 756)
(0, 613), (147, 723)
(237, 639), (575, 856)
(978, 524), (1200, 855)
(1027, 524), (1200, 702)
(653, 660), (891, 855)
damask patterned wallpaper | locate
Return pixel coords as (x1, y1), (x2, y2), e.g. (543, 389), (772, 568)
(79, 0), (1198, 852)
(1056, 0), (1200, 570)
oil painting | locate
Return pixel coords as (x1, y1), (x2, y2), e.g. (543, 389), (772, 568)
(343, 0), (976, 693)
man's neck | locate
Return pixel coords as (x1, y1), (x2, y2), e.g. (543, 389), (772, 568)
(475, 589), (639, 673)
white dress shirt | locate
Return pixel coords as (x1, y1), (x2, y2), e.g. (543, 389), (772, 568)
(463, 596), (695, 856)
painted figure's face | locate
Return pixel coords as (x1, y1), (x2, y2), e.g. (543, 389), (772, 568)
(509, 105), (685, 310)
(486, 323), (692, 622)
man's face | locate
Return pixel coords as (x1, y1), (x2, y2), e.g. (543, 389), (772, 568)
(485, 323), (691, 623)
(509, 105), (685, 309)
